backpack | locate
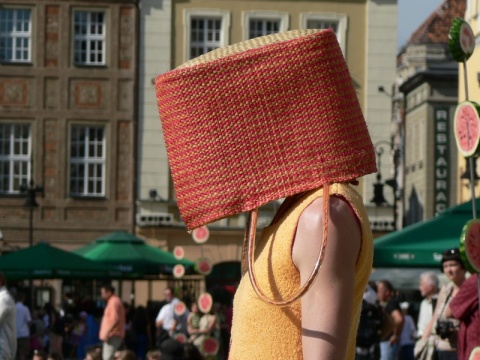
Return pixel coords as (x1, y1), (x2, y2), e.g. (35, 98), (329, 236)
(356, 300), (384, 348)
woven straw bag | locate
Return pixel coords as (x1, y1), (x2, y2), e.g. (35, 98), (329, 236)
(156, 29), (376, 231)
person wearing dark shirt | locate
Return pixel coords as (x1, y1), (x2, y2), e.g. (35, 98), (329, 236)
(377, 280), (404, 360)
(446, 273), (480, 360)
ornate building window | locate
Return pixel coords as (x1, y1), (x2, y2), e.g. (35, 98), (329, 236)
(70, 125), (105, 196)
(184, 9), (230, 61)
(300, 13), (348, 55)
(0, 8), (31, 63)
(243, 11), (289, 40)
(0, 123), (31, 193)
(73, 10), (106, 65)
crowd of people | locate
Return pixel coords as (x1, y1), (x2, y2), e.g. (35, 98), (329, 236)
(0, 277), (232, 360)
(355, 247), (480, 360)
(1, 245), (479, 360)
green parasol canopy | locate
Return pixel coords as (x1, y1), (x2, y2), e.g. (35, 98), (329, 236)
(74, 231), (195, 277)
(373, 198), (480, 268)
(0, 242), (121, 279)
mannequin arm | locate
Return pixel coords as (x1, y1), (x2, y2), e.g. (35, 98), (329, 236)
(292, 195), (361, 360)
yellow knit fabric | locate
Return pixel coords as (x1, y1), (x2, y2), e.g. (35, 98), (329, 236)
(229, 183), (373, 360)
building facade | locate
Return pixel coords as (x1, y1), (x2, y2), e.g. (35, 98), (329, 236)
(0, 0), (138, 251)
(395, 0), (464, 225)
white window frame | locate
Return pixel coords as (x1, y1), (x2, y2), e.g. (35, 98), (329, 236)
(69, 124), (106, 197)
(300, 12), (348, 56)
(73, 10), (106, 66)
(0, 7), (32, 63)
(0, 123), (31, 194)
(183, 9), (230, 62)
(242, 11), (289, 40)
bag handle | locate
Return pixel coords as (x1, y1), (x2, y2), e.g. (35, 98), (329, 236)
(245, 184), (330, 307)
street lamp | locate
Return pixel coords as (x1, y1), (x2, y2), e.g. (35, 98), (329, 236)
(19, 180), (43, 248)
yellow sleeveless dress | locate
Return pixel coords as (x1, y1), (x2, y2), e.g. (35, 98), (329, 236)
(229, 183), (373, 360)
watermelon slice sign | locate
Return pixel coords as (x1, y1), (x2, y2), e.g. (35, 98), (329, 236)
(460, 219), (480, 273)
(173, 264), (185, 278)
(469, 347), (480, 360)
(198, 292), (213, 314)
(174, 333), (187, 344)
(449, 17), (475, 62)
(192, 226), (210, 244)
(173, 246), (184, 260)
(174, 301), (187, 316)
(454, 101), (480, 157)
(202, 337), (219, 355)
(195, 257), (213, 276)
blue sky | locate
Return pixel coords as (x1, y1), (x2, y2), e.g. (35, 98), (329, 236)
(398, 0), (445, 49)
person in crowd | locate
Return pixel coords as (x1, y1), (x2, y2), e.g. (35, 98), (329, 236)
(114, 349), (137, 360)
(131, 305), (150, 359)
(192, 303), (217, 357)
(68, 311), (88, 358)
(422, 248), (467, 360)
(187, 302), (201, 342)
(417, 271), (439, 338)
(99, 284), (126, 360)
(399, 302), (416, 360)
(446, 272), (480, 360)
(15, 291), (31, 360)
(155, 288), (179, 336)
(145, 349), (162, 360)
(43, 302), (64, 355)
(0, 272), (16, 360)
(377, 280), (404, 360)
(30, 307), (46, 353)
(356, 284), (382, 360)
(32, 349), (47, 360)
(84, 347), (102, 360)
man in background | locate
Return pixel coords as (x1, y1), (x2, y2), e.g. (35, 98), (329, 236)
(377, 280), (404, 360)
(417, 271), (439, 338)
(0, 272), (16, 360)
(155, 287), (179, 336)
(15, 291), (31, 360)
(99, 284), (125, 360)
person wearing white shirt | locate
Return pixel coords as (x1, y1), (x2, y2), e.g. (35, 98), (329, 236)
(155, 288), (179, 334)
(0, 272), (16, 360)
(15, 292), (31, 360)
(416, 271), (439, 338)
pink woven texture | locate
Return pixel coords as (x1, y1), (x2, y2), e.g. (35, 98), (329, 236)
(156, 29), (376, 230)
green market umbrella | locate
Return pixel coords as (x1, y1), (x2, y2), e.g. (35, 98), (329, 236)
(74, 231), (195, 277)
(0, 242), (120, 280)
(373, 198), (480, 268)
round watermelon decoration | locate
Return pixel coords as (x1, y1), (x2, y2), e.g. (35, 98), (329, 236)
(201, 337), (219, 356)
(174, 301), (187, 316)
(449, 17), (475, 62)
(460, 219), (480, 273)
(192, 226), (210, 244)
(197, 292), (213, 314)
(174, 332), (187, 344)
(454, 101), (480, 157)
(469, 347), (480, 360)
(195, 257), (213, 276)
(173, 246), (184, 260)
(173, 264), (185, 278)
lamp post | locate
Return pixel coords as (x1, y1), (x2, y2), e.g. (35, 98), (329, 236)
(371, 141), (400, 230)
(19, 179), (43, 306)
